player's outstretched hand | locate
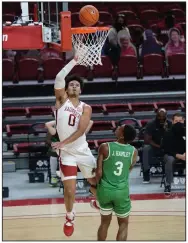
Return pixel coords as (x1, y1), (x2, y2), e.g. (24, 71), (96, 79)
(51, 141), (65, 149)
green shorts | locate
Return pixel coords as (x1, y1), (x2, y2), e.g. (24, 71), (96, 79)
(97, 184), (131, 218)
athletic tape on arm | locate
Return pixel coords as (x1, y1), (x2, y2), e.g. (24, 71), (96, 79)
(54, 59), (77, 89)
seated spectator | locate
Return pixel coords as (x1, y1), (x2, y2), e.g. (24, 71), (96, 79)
(140, 29), (162, 58)
(165, 28), (186, 56)
(40, 46), (62, 61)
(3, 49), (16, 61)
(118, 30), (137, 56)
(161, 113), (185, 194)
(142, 108), (172, 183)
(103, 13), (131, 68)
(156, 11), (184, 41)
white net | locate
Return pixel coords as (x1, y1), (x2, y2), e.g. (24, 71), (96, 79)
(72, 28), (109, 67)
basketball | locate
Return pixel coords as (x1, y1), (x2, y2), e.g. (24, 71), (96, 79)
(79, 5), (99, 27)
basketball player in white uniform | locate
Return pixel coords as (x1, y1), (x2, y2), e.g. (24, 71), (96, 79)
(52, 55), (98, 237)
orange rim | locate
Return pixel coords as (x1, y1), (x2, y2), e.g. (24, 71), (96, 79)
(71, 26), (110, 34)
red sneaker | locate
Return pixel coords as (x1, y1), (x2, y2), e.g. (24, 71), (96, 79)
(90, 200), (100, 210)
(63, 214), (75, 237)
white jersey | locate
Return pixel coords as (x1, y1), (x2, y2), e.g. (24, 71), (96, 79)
(55, 98), (87, 150)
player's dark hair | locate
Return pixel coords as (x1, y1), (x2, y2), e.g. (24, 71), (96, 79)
(123, 125), (136, 143)
(65, 74), (84, 91)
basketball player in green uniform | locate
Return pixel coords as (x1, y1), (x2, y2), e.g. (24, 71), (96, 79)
(96, 124), (138, 241)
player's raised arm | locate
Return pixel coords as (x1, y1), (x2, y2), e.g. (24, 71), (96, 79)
(54, 56), (78, 107)
(96, 143), (109, 184)
(129, 148), (138, 172)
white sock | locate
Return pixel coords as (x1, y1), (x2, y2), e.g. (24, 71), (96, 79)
(50, 156), (58, 177)
(67, 211), (74, 220)
(96, 200), (100, 207)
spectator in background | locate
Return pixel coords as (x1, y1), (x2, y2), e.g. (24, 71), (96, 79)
(103, 13), (131, 69)
(156, 11), (184, 41)
(140, 29), (162, 58)
(118, 29), (137, 56)
(165, 28), (186, 56)
(3, 50), (16, 61)
(142, 109), (172, 183)
(40, 46), (62, 61)
(161, 113), (185, 194)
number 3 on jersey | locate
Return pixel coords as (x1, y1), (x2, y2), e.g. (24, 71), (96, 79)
(114, 161), (123, 176)
(68, 114), (76, 126)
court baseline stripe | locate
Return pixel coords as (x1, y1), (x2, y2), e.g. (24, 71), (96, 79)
(3, 192), (185, 207)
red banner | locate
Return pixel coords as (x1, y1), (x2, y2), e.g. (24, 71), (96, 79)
(3, 26), (45, 50)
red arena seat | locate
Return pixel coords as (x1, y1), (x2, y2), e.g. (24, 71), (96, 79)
(43, 58), (64, 80)
(142, 54), (164, 77)
(98, 11), (113, 25)
(3, 59), (15, 81)
(90, 104), (106, 114)
(93, 56), (113, 78)
(69, 65), (88, 78)
(105, 103), (130, 113)
(140, 119), (149, 127)
(17, 58), (40, 81)
(156, 101), (182, 111)
(13, 142), (46, 155)
(140, 10), (159, 24)
(130, 102), (156, 113)
(28, 106), (53, 116)
(118, 56), (138, 77)
(3, 107), (29, 118)
(6, 124), (32, 137)
(167, 54), (186, 75)
(91, 121), (116, 132)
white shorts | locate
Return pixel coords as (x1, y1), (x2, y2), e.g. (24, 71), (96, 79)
(58, 143), (96, 181)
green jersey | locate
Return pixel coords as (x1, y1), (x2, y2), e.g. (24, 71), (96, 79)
(100, 142), (135, 190)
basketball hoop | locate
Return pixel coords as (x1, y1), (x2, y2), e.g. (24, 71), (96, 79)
(71, 27), (110, 67)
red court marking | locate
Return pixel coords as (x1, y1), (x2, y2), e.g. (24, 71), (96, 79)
(4, 213), (185, 221)
(3, 192), (185, 207)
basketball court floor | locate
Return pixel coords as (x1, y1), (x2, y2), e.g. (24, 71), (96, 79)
(3, 196), (185, 241)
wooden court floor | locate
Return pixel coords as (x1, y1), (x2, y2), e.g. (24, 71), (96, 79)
(3, 215), (185, 241)
(3, 199), (185, 241)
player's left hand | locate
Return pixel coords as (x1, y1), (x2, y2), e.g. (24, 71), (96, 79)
(51, 142), (65, 149)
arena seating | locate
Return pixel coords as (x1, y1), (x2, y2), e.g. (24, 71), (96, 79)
(17, 58), (41, 81)
(2, 52), (185, 82)
(3, 107), (29, 118)
(130, 102), (157, 113)
(167, 54), (186, 75)
(3, 59), (15, 81)
(118, 55), (139, 77)
(93, 56), (113, 78)
(42, 58), (64, 80)
(141, 54), (165, 77)
(6, 124), (32, 137)
(2, 1), (186, 82)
